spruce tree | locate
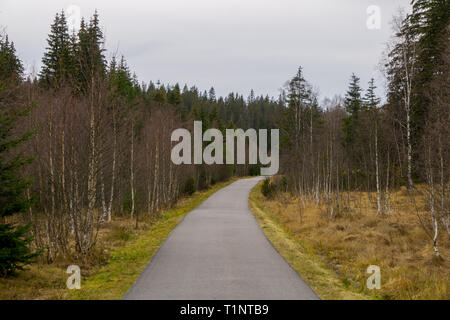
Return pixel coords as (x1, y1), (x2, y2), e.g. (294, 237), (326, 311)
(0, 35), (23, 84)
(287, 67), (310, 109)
(209, 104), (218, 122)
(282, 66), (313, 150)
(364, 78), (381, 110)
(248, 89), (255, 104)
(152, 82), (167, 104)
(68, 31), (80, 91)
(108, 55), (136, 102)
(87, 10), (106, 74)
(40, 11), (72, 88)
(208, 87), (216, 102)
(77, 12), (106, 92)
(409, 0), (450, 83)
(168, 83), (182, 105)
(342, 73), (363, 147)
(0, 42), (40, 275)
(407, 0), (450, 152)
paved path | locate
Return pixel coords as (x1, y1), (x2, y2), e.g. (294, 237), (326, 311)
(124, 177), (319, 300)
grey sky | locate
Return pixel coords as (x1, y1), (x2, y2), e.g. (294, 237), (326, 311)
(0, 0), (411, 101)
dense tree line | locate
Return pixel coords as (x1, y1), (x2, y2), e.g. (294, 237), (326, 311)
(278, 0), (449, 256)
(0, 0), (448, 273)
(0, 11), (284, 267)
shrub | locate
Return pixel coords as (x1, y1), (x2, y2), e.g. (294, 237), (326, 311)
(122, 192), (140, 214)
(261, 178), (277, 198)
(108, 226), (134, 242)
(272, 175), (288, 192)
(249, 165), (260, 176)
(184, 176), (196, 195)
(0, 224), (41, 277)
(198, 169), (208, 190)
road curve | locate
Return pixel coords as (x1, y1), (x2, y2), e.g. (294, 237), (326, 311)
(124, 177), (319, 300)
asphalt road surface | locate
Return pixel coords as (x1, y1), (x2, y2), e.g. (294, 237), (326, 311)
(124, 177), (319, 300)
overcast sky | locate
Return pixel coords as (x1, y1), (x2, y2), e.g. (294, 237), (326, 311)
(0, 0), (411, 101)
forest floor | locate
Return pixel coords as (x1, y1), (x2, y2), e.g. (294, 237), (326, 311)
(0, 178), (239, 300)
(249, 181), (450, 300)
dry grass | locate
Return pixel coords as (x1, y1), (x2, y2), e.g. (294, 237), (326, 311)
(0, 178), (239, 300)
(249, 181), (450, 300)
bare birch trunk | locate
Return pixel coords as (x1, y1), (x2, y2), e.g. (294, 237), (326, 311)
(107, 107), (117, 222)
(86, 76), (97, 255)
(428, 164), (440, 257)
(152, 137), (160, 212)
(375, 121), (381, 214)
(48, 103), (55, 261)
(130, 119), (135, 219)
(100, 161), (107, 223)
(385, 151), (390, 214)
(437, 135), (449, 233)
(402, 40), (415, 192)
(61, 125), (67, 211)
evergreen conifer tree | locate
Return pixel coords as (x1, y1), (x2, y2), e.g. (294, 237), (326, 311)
(342, 73), (363, 147)
(40, 11), (72, 88)
(0, 35), (23, 84)
(0, 39), (40, 275)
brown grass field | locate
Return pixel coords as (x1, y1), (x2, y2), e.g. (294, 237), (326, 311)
(249, 180), (450, 300)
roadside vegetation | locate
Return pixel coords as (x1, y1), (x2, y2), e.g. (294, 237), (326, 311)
(0, 9), (268, 284)
(250, 178), (450, 300)
(0, 178), (237, 300)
